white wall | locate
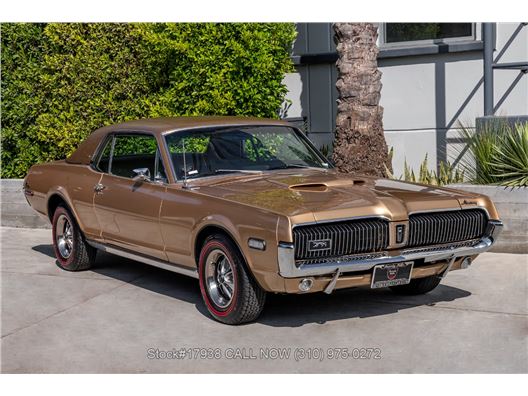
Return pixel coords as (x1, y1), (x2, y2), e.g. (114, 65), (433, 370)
(380, 23), (528, 175)
(283, 23), (528, 176)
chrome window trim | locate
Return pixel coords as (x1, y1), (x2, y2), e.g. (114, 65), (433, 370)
(160, 123), (294, 136)
(90, 130), (172, 185)
(91, 134), (114, 173)
(108, 135), (116, 173)
(86, 127), (172, 182)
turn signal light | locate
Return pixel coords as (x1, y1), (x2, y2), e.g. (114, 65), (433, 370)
(248, 238), (266, 251)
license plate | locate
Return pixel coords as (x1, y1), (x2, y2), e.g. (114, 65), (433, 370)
(371, 261), (414, 289)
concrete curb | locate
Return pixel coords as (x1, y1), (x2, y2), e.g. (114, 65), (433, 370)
(448, 184), (527, 254)
(1, 179), (50, 229)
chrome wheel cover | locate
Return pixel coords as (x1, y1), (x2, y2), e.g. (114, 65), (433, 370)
(205, 249), (235, 309)
(55, 214), (74, 259)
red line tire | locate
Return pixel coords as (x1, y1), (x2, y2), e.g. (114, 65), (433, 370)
(198, 233), (266, 325)
(52, 205), (97, 271)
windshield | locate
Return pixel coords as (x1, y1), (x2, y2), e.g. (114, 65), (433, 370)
(165, 125), (330, 180)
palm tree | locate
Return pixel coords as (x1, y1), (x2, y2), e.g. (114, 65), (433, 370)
(332, 23), (392, 177)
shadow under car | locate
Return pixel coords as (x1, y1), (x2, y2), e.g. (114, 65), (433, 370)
(32, 243), (472, 327)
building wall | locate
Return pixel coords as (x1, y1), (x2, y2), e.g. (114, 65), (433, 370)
(283, 23), (528, 176)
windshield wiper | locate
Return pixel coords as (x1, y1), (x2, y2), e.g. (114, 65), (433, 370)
(269, 164), (311, 170)
(215, 169), (264, 174)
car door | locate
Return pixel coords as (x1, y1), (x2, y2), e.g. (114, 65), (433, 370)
(93, 133), (169, 261)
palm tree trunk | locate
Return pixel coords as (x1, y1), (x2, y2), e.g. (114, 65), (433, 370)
(332, 23), (392, 176)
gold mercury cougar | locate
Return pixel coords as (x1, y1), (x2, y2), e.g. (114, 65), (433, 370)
(24, 117), (503, 324)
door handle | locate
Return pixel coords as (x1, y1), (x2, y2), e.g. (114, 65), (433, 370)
(94, 183), (106, 193)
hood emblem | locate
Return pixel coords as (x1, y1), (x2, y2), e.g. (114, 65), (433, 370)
(308, 239), (332, 251)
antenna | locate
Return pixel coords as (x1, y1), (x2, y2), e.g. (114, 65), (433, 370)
(182, 137), (189, 189)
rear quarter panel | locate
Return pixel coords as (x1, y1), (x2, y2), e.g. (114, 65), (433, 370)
(25, 161), (103, 238)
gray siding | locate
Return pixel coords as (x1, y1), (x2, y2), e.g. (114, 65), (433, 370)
(284, 23), (528, 176)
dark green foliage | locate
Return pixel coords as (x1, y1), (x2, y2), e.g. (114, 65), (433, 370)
(113, 135), (158, 157)
(168, 136), (210, 154)
(488, 123), (528, 187)
(1, 23), (48, 177)
(458, 121), (528, 187)
(385, 151), (465, 186)
(1, 23), (296, 178)
(141, 23), (296, 118)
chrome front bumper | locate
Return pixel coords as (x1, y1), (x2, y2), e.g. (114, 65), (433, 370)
(277, 220), (503, 278)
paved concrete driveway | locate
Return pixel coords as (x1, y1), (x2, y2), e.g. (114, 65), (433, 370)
(1, 227), (527, 373)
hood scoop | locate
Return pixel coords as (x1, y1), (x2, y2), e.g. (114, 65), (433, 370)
(289, 183), (329, 192)
(289, 179), (365, 192)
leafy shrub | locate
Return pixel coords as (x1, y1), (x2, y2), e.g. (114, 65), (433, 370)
(458, 121), (528, 187)
(141, 23), (296, 118)
(387, 120), (528, 187)
(402, 154), (464, 186)
(386, 150), (465, 186)
(488, 123), (528, 187)
(1, 24), (48, 178)
(168, 136), (210, 154)
(1, 23), (296, 178)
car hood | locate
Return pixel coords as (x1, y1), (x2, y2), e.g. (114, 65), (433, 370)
(192, 169), (482, 223)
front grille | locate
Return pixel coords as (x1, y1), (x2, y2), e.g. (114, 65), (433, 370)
(293, 218), (389, 260)
(408, 209), (487, 248)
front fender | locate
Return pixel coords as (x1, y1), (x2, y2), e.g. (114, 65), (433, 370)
(191, 212), (287, 293)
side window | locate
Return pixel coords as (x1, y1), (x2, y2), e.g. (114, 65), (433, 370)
(96, 137), (113, 173)
(109, 134), (166, 181)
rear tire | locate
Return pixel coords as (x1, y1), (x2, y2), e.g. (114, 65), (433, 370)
(198, 234), (266, 325)
(389, 275), (442, 295)
(52, 205), (96, 271)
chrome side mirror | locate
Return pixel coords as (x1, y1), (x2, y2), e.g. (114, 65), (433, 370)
(132, 168), (151, 182)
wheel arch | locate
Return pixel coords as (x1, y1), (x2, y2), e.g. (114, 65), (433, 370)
(47, 193), (70, 221)
(46, 192), (83, 232)
(194, 224), (243, 267)
(194, 223), (269, 295)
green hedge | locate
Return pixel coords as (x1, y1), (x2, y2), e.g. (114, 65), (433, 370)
(1, 23), (296, 178)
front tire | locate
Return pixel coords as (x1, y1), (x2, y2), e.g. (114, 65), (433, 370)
(389, 274), (442, 295)
(52, 205), (96, 271)
(198, 234), (266, 325)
